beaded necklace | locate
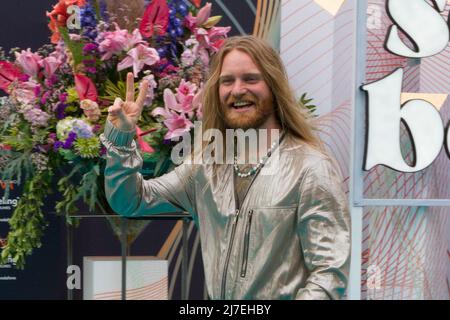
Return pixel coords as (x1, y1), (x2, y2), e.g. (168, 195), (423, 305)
(233, 133), (285, 178)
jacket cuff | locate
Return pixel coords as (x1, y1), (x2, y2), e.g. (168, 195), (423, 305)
(103, 120), (135, 147)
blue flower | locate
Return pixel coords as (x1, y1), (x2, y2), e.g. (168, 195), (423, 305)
(80, 1), (98, 40)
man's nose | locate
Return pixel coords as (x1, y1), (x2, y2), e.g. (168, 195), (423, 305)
(231, 80), (247, 97)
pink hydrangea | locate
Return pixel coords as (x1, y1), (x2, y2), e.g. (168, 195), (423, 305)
(10, 79), (40, 105)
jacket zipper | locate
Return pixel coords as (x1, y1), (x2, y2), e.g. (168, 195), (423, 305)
(220, 166), (260, 298)
(240, 209), (253, 278)
(220, 208), (240, 299)
(220, 134), (284, 300)
(220, 134), (285, 298)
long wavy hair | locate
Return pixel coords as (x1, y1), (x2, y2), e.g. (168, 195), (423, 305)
(200, 35), (322, 153)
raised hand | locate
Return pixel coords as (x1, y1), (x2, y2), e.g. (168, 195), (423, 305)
(107, 72), (149, 131)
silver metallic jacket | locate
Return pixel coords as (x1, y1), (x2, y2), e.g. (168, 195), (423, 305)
(101, 121), (351, 300)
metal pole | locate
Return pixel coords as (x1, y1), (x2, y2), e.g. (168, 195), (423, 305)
(348, 0), (367, 300)
(181, 218), (189, 300)
(121, 218), (127, 300)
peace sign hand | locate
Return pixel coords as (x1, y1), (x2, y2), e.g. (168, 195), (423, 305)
(107, 72), (149, 131)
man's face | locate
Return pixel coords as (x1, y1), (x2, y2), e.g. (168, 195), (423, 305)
(219, 49), (275, 130)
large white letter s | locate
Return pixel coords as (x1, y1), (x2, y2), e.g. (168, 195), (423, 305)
(386, 0), (449, 58)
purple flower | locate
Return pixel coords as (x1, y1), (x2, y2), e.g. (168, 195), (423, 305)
(81, 2), (98, 40)
(48, 133), (57, 145)
(63, 131), (77, 149)
(55, 103), (67, 120)
(59, 92), (68, 103)
(33, 85), (41, 97)
(68, 131), (77, 140)
(92, 124), (102, 133)
(53, 141), (63, 151)
(45, 75), (58, 87)
(40, 91), (51, 105)
(19, 74), (30, 82)
(85, 67), (97, 74)
(83, 59), (96, 65)
(99, 0), (108, 21)
(83, 43), (98, 55)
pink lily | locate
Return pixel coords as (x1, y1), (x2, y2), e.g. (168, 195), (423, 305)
(185, 3), (211, 30)
(152, 96), (194, 141)
(40, 55), (61, 78)
(117, 44), (160, 77)
(98, 24), (144, 61)
(152, 90), (174, 120)
(14, 49), (42, 78)
(196, 3), (212, 26)
(196, 26), (231, 53)
(176, 79), (197, 103)
(127, 29), (144, 50)
(185, 12), (197, 31)
(163, 113), (194, 140)
(163, 88), (194, 116)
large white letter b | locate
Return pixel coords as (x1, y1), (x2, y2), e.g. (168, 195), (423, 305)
(362, 68), (444, 172)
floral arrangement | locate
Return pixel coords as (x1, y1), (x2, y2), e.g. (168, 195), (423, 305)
(0, 0), (230, 268)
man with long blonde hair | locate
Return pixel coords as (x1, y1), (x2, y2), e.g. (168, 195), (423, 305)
(101, 35), (350, 299)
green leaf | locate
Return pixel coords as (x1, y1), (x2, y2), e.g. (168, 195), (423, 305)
(58, 26), (84, 67)
(299, 92), (317, 117)
(0, 169), (53, 269)
(101, 78), (139, 103)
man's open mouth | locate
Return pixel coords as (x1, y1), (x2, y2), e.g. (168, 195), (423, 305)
(230, 100), (255, 109)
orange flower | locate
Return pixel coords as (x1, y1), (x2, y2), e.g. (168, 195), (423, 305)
(47, 0), (86, 43)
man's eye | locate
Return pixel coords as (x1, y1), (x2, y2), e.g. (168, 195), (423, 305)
(245, 77), (259, 83)
(221, 79), (232, 84)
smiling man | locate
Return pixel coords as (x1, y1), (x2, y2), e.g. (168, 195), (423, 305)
(101, 36), (351, 300)
(219, 49), (276, 130)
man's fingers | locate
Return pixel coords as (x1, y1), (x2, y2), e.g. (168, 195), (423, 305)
(136, 80), (149, 110)
(126, 72), (135, 102)
(108, 98), (128, 123)
(108, 97), (123, 115)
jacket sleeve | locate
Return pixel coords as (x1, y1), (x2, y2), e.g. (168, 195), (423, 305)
(100, 120), (196, 217)
(295, 157), (351, 300)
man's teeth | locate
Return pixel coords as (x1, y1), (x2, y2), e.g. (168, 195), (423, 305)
(233, 101), (253, 108)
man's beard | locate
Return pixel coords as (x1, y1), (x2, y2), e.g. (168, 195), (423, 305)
(220, 95), (274, 130)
